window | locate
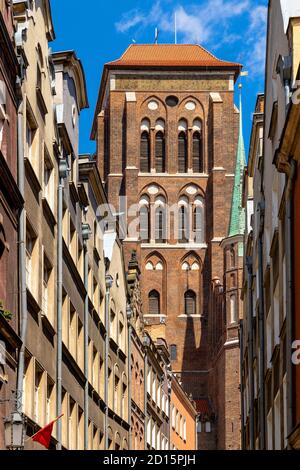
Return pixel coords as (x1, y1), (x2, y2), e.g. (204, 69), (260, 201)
(170, 344), (177, 361)
(119, 312), (125, 351)
(69, 397), (77, 450)
(140, 131), (150, 172)
(178, 203), (189, 243)
(108, 358), (113, 409)
(69, 304), (77, 359)
(155, 131), (165, 172)
(25, 111), (38, 173)
(76, 407), (84, 450)
(69, 218), (77, 261)
(230, 295), (237, 323)
(122, 377), (127, 420)
(178, 132), (187, 173)
(205, 422), (212, 433)
(185, 290), (196, 316)
(230, 248), (235, 268)
(43, 147), (54, 207)
(34, 362), (45, 426)
(140, 204), (150, 242)
(192, 118), (203, 172)
(149, 290), (160, 315)
(114, 366), (120, 415)
(26, 224), (37, 296)
(42, 252), (53, 324)
(155, 207), (166, 243)
(193, 197), (205, 243)
(46, 376), (55, 425)
(166, 95), (179, 107)
(110, 307), (117, 341)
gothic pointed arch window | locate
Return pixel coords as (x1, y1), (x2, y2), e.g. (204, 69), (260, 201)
(155, 131), (165, 173)
(185, 290), (196, 316)
(140, 119), (150, 173)
(149, 290), (160, 315)
(192, 119), (203, 173)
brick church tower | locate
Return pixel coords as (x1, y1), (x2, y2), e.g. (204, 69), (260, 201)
(92, 44), (241, 449)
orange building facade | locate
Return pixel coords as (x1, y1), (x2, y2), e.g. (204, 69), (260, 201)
(170, 375), (197, 450)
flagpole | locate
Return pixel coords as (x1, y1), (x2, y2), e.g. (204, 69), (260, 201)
(175, 12), (177, 44)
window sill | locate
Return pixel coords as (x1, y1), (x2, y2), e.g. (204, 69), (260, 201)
(178, 314), (203, 319)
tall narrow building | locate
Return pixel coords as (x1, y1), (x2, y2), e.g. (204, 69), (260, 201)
(218, 88), (246, 450)
(92, 44), (241, 449)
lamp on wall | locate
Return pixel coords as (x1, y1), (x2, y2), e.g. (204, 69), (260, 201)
(3, 412), (26, 450)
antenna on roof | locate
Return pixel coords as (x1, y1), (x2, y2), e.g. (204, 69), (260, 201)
(154, 27), (159, 44)
(175, 12), (177, 44)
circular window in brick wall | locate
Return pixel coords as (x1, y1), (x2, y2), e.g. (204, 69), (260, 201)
(165, 95), (179, 107)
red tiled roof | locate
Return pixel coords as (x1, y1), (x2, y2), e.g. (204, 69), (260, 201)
(195, 399), (212, 415)
(107, 44), (241, 69)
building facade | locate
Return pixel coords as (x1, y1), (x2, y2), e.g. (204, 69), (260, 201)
(92, 43), (242, 449)
(241, 0), (300, 450)
(0, 0), (22, 449)
(215, 88), (245, 451)
(170, 375), (197, 450)
(12, 0), (59, 449)
(241, 93), (264, 450)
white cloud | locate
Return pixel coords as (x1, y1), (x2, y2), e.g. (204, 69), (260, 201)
(116, 0), (250, 42)
(115, 0), (268, 79)
(243, 5), (267, 79)
(115, 10), (146, 33)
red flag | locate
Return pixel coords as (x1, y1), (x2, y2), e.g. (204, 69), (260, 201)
(31, 414), (63, 449)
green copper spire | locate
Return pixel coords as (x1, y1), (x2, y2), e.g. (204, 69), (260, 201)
(228, 85), (246, 254)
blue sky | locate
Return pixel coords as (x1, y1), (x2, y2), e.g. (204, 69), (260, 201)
(51, 0), (267, 156)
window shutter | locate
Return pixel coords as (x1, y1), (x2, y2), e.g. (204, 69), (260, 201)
(194, 206), (205, 243)
(149, 291), (160, 315)
(170, 345), (177, 361)
(178, 133), (187, 173)
(192, 132), (203, 173)
(155, 208), (166, 242)
(140, 132), (150, 172)
(140, 206), (150, 242)
(155, 132), (165, 173)
(179, 206), (189, 242)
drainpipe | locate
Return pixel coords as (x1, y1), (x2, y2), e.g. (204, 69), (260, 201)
(126, 304), (132, 449)
(257, 200), (266, 449)
(168, 372), (171, 449)
(143, 334), (150, 450)
(16, 99), (27, 413)
(285, 160), (296, 443)
(82, 223), (91, 450)
(195, 414), (199, 450)
(56, 159), (68, 450)
(239, 320), (245, 449)
(246, 256), (255, 450)
(104, 273), (113, 449)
